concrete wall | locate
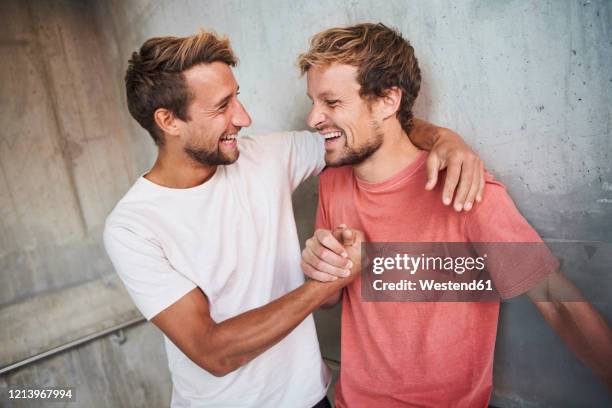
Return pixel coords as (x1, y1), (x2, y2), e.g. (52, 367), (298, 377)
(1, 0), (610, 406)
(0, 1), (171, 406)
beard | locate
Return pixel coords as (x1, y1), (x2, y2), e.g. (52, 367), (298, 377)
(184, 144), (239, 166)
(326, 122), (384, 167)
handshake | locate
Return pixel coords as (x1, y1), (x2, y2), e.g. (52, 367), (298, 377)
(300, 224), (364, 285)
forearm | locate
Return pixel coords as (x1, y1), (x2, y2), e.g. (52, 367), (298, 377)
(407, 118), (443, 150)
(202, 279), (346, 375)
(534, 300), (612, 387)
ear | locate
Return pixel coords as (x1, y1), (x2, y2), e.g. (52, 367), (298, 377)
(153, 108), (181, 138)
(376, 87), (402, 120)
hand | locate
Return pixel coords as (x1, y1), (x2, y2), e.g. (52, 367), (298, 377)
(301, 225), (362, 283)
(425, 128), (485, 212)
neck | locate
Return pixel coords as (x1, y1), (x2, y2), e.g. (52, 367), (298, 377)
(145, 145), (217, 189)
(353, 120), (421, 183)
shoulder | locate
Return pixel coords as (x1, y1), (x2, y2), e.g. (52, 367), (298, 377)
(238, 131), (307, 150)
(470, 172), (513, 212)
(104, 179), (158, 239)
(239, 131), (322, 154)
(465, 172), (542, 242)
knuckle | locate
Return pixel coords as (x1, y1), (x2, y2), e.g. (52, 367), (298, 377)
(321, 236), (334, 248)
(451, 151), (465, 161)
(444, 181), (458, 192)
(319, 273), (333, 282)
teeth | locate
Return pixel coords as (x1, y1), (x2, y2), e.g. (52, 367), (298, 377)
(220, 134), (237, 141)
(323, 131), (343, 139)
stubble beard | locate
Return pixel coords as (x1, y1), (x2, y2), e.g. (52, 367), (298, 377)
(326, 121), (384, 167)
(184, 144), (239, 166)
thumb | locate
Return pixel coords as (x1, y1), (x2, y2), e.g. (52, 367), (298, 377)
(332, 224), (347, 241)
(341, 228), (356, 247)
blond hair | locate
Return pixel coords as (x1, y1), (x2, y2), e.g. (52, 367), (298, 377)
(298, 23), (420, 134)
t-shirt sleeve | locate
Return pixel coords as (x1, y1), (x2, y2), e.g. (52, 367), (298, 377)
(261, 131), (325, 191)
(465, 179), (559, 299)
(103, 223), (197, 320)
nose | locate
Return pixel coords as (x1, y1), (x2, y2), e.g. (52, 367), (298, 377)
(307, 103), (326, 130)
(232, 99), (252, 128)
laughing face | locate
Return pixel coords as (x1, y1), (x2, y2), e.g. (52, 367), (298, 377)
(178, 61), (252, 166)
(306, 63), (384, 167)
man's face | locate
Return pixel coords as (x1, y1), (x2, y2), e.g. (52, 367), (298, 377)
(177, 61), (251, 166)
(306, 63), (383, 167)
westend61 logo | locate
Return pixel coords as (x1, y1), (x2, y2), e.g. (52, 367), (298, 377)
(361, 242), (565, 302)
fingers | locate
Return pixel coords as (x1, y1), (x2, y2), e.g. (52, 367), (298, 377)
(301, 260), (338, 282)
(442, 156), (462, 206)
(343, 229), (364, 276)
(302, 246), (352, 278)
(463, 159), (481, 211)
(341, 228), (356, 247)
(452, 158), (473, 212)
(306, 231), (349, 268)
(314, 229), (347, 258)
(332, 224), (348, 242)
(425, 153), (442, 191)
(301, 228), (353, 282)
(476, 160), (485, 202)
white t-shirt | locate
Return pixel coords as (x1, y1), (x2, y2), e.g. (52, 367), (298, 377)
(103, 131), (329, 407)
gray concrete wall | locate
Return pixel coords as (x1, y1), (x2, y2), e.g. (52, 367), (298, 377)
(0, 1), (170, 406)
(1, 0), (610, 407)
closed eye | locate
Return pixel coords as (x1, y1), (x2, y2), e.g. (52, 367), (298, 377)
(326, 99), (340, 106)
(216, 89), (241, 112)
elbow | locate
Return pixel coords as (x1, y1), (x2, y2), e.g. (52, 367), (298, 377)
(197, 356), (240, 378)
(207, 365), (233, 378)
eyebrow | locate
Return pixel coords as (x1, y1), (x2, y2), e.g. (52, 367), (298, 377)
(213, 85), (240, 108)
(307, 91), (336, 101)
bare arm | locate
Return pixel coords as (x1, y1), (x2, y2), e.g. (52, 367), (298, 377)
(527, 271), (612, 388)
(152, 277), (351, 377)
(153, 230), (362, 377)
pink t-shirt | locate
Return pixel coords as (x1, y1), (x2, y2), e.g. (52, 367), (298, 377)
(316, 151), (557, 408)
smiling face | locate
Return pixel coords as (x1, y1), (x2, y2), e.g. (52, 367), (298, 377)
(306, 63), (384, 167)
(176, 61), (252, 166)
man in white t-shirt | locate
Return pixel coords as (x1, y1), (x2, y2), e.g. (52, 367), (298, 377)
(104, 29), (486, 407)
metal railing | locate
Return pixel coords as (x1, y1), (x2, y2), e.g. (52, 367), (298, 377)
(0, 317), (146, 375)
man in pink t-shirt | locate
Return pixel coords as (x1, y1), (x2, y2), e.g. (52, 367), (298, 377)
(297, 23), (612, 407)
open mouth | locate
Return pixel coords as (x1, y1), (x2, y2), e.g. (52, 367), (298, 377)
(322, 130), (345, 142)
(219, 134), (237, 145)
(321, 129), (345, 149)
(323, 130), (344, 141)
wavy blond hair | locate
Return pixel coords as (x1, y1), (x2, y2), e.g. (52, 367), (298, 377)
(298, 23), (420, 134)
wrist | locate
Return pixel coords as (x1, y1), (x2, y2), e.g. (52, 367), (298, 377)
(305, 277), (349, 300)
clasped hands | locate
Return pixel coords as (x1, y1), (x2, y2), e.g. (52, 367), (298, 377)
(301, 225), (363, 284)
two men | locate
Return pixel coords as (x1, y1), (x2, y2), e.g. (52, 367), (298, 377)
(104, 29), (483, 406)
(299, 23), (612, 407)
